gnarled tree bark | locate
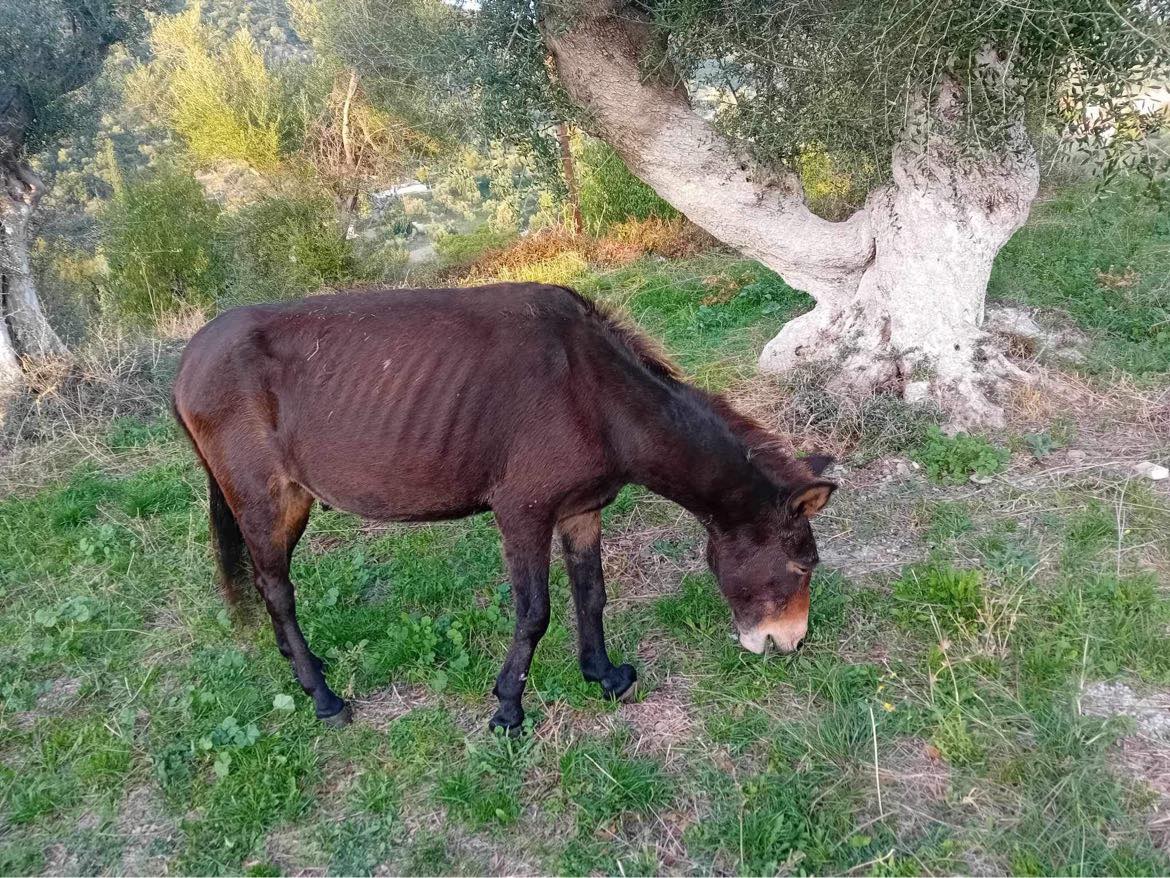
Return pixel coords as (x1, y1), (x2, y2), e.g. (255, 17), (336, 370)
(1, 162), (68, 361)
(542, 0), (1039, 427)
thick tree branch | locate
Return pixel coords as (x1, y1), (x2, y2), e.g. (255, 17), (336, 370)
(541, 0), (874, 302)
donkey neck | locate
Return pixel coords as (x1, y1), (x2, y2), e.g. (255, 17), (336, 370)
(613, 374), (777, 529)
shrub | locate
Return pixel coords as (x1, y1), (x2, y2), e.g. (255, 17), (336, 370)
(915, 427), (1010, 484)
(31, 238), (105, 343)
(223, 191), (356, 304)
(595, 216), (714, 265)
(487, 251), (589, 286)
(99, 168), (225, 327)
(434, 226), (517, 269)
(463, 227), (574, 272)
(128, 8), (291, 170)
(577, 140), (677, 232)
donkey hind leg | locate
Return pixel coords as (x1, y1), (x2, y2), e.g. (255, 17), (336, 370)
(489, 514), (554, 735)
(238, 478), (349, 725)
(559, 511), (637, 701)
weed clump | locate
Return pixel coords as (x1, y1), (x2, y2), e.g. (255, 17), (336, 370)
(892, 562), (984, 634)
(914, 427), (1010, 484)
(746, 365), (943, 462)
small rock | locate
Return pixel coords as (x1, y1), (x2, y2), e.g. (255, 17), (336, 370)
(903, 381), (931, 404)
(969, 474), (993, 485)
(1134, 461), (1169, 481)
(987, 306), (1044, 339)
(1067, 450), (1087, 462)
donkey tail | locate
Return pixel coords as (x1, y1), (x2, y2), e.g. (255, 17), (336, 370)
(206, 471), (255, 610)
(172, 398), (255, 611)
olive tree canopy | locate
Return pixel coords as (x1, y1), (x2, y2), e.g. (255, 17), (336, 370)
(335, 0), (1170, 425)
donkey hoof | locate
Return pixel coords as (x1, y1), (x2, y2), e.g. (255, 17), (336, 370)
(488, 712), (525, 737)
(601, 664), (638, 702)
(317, 700), (352, 727)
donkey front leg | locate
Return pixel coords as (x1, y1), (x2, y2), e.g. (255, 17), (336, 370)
(559, 511), (637, 700)
(490, 516), (554, 734)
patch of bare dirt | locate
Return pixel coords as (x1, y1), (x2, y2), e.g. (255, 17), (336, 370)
(263, 825), (328, 877)
(41, 843), (82, 876)
(1005, 371), (1169, 483)
(37, 676), (84, 711)
(882, 738), (951, 806)
(617, 676), (695, 763)
(12, 676), (85, 730)
(1115, 735), (1170, 849)
(1081, 681), (1170, 849)
(816, 477), (929, 579)
(446, 827), (544, 876)
(602, 503), (705, 605)
(351, 684), (435, 732)
(117, 784), (179, 876)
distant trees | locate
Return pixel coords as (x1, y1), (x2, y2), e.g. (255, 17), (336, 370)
(0, 0), (153, 390)
(127, 2), (439, 215)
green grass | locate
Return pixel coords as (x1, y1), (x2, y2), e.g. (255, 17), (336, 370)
(579, 255), (811, 388)
(990, 183), (1170, 375)
(3, 220), (1170, 874)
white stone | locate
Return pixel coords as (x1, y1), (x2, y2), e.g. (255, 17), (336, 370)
(986, 306), (1044, 339)
(903, 381), (932, 404)
(1133, 461), (1169, 481)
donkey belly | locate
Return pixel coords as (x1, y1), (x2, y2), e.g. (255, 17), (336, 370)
(287, 430), (499, 523)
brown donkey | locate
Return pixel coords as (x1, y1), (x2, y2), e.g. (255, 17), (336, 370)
(173, 282), (836, 732)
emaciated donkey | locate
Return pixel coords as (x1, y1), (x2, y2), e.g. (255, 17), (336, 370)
(172, 282), (836, 732)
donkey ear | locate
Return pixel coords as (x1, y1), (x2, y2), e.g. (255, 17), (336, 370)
(803, 454), (836, 477)
(787, 480), (837, 518)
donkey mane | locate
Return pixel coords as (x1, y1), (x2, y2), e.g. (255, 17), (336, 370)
(556, 285), (683, 383)
(557, 285), (818, 490)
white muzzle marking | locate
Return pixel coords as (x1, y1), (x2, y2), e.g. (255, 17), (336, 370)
(738, 616), (808, 655)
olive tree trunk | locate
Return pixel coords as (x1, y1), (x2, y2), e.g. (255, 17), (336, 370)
(0, 161), (68, 391)
(543, 2), (1039, 427)
(0, 310), (19, 389)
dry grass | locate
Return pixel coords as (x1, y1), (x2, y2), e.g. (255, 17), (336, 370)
(1116, 736), (1170, 850)
(461, 217), (718, 287)
(0, 326), (191, 496)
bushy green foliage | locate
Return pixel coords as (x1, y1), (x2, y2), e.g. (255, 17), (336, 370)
(0, 0), (150, 156)
(30, 238), (105, 344)
(128, 7), (293, 170)
(577, 140), (677, 232)
(434, 225), (516, 269)
(223, 191), (356, 303)
(915, 426), (1010, 484)
(99, 168), (225, 326)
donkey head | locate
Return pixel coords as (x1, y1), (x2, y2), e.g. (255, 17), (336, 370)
(706, 454), (836, 654)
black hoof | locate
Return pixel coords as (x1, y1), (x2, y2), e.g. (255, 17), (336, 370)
(488, 711), (525, 737)
(317, 700), (352, 727)
(600, 663), (638, 701)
